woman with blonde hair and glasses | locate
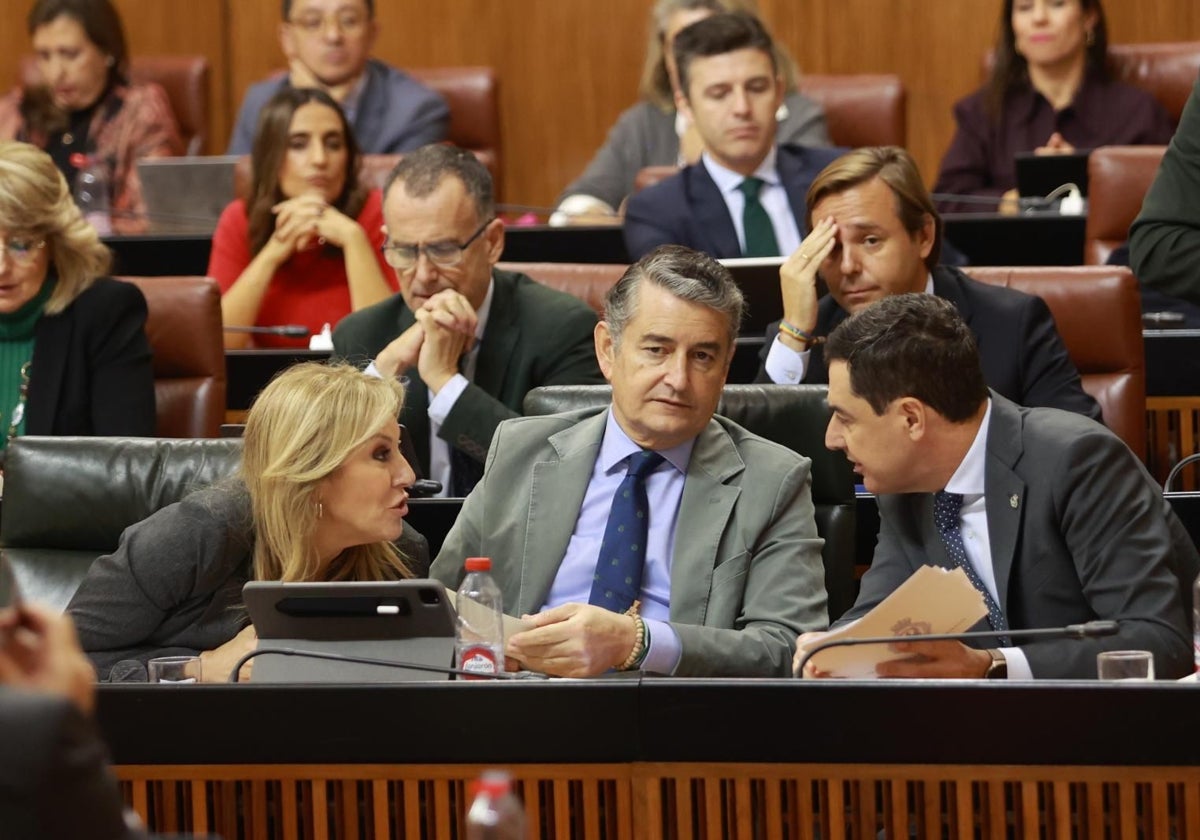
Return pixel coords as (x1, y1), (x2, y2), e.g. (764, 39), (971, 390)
(67, 362), (428, 682)
(552, 0), (830, 223)
(0, 140), (153, 453)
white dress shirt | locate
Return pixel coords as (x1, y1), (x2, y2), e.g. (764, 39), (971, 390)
(940, 399), (1032, 680)
(702, 147), (802, 257)
(764, 274), (936, 384)
(425, 279), (495, 497)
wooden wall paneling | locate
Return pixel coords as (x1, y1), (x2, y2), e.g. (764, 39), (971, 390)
(7, 1), (1200, 209)
(225, 0), (287, 154)
(115, 0), (230, 155)
(489, 0), (648, 209)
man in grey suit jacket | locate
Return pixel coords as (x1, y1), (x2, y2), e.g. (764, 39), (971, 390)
(334, 145), (603, 495)
(799, 294), (1197, 680)
(432, 245), (828, 678)
(227, 0), (448, 154)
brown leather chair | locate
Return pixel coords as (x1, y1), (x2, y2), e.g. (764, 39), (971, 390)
(1085, 144), (1167, 265)
(233, 153), (402, 201)
(796, 74), (907, 149)
(408, 67), (502, 197)
(963, 266), (1145, 458)
(497, 262), (626, 316)
(1108, 42), (1200, 124)
(982, 42), (1200, 125)
(20, 54), (209, 155)
(118, 275), (226, 438)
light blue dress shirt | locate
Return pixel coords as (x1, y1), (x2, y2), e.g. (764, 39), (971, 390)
(542, 409), (694, 673)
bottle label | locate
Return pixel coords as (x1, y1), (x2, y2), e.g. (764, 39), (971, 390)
(459, 645), (498, 678)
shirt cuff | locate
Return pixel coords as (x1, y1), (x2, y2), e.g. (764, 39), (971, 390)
(640, 618), (683, 675)
(999, 646), (1034, 680)
(427, 373), (469, 425)
(763, 334), (810, 384)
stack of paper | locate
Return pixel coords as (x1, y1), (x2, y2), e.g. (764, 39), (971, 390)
(800, 566), (988, 678)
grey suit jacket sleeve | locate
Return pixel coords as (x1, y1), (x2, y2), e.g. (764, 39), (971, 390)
(777, 91), (831, 147)
(433, 414), (828, 678)
(1016, 428), (1192, 678)
(1130, 75), (1200, 304)
(669, 454), (827, 677)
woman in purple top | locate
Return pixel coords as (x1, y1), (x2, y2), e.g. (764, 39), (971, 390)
(933, 0), (1174, 214)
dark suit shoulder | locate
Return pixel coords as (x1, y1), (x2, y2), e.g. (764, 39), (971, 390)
(937, 265), (1044, 316)
(777, 143), (846, 172)
(499, 270), (600, 320)
(65, 276), (148, 317)
(332, 294), (411, 360)
(711, 414), (810, 470)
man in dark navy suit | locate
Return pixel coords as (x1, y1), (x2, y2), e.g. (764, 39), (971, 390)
(623, 12), (843, 260)
(755, 145), (1100, 420)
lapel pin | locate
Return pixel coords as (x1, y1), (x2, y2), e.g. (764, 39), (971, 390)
(1009, 494), (1019, 509)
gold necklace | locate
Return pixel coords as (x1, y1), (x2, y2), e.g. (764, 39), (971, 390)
(6, 361), (31, 444)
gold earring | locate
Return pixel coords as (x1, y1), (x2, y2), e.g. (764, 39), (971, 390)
(317, 501), (323, 519)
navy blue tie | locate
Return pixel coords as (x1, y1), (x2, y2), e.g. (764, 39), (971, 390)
(933, 490), (1010, 646)
(589, 450), (665, 613)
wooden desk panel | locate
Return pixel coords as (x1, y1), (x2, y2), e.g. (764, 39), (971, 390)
(99, 680), (1200, 838)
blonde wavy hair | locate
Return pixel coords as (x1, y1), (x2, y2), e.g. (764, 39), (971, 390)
(242, 362), (412, 584)
(639, 0), (800, 110)
(0, 140), (110, 315)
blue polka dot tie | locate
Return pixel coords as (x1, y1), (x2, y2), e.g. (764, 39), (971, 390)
(933, 490), (1010, 646)
(589, 450), (665, 614)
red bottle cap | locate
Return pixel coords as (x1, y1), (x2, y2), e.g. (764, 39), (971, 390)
(464, 557), (492, 572)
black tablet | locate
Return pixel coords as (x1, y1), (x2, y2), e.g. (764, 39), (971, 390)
(242, 580), (457, 683)
(1014, 150), (1090, 198)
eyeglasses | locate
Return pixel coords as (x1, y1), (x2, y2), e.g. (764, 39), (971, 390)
(288, 11), (369, 36)
(381, 219), (493, 271)
(0, 236), (45, 266)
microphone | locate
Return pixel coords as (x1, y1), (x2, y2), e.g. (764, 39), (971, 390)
(794, 620), (1120, 678)
(930, 192), (1058, 210)
(227, 646), (537, 683)
(224, 324), (311, 338)
(410, 479), (443, 498)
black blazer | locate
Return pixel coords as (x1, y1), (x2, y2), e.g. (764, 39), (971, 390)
(0, 688), (142, 839)
(757, 265), (1102, 420)
(331, 269), (604, 478)
(622, 143), (847, 260)
(25, 276), (156, 437)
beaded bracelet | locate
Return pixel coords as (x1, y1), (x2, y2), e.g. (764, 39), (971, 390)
(778, 319), (823, 347)
(619, 614), (648, 671)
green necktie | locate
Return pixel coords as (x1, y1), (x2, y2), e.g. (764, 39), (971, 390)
(738, 177), (780, 257)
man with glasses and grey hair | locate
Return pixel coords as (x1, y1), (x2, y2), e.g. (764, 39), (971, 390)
(334, 144), (603, 496)
(430, 245), (828, 678)
(227, 0), (448, 154)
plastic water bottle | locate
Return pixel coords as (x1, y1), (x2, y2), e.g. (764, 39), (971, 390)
(73, 155), (112, 235)
(456, 557), (504, 678)
(1193, 572), (1200, 673)
(466, 770), (525, 839)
